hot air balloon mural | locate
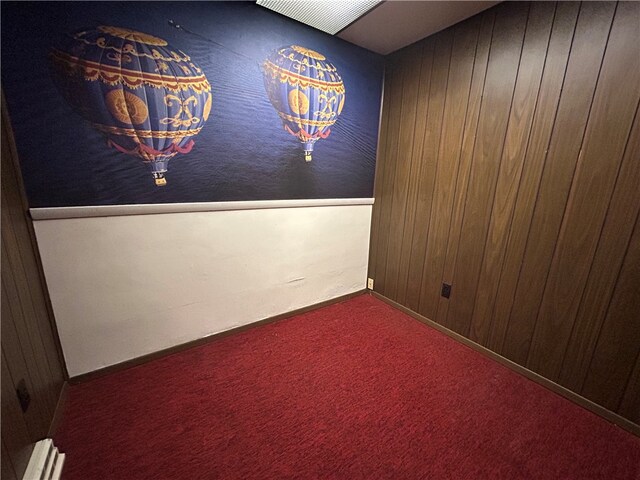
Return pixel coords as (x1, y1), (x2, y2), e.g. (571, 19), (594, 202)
(49, 25), (212, 186)
(262, 45), (345, 162)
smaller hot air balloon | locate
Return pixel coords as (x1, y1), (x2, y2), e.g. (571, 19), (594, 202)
(49, 25), (212, 186)
(262, 45), (345, 162)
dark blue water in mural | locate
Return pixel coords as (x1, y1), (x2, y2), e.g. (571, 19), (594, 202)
(1, 2), (383, 207)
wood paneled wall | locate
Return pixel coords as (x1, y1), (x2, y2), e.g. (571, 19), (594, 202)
(1, 103), (67, 479)
(369, 1), (640, 424)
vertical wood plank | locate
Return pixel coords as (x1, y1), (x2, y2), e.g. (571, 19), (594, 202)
(487, 1), (580, 353)
(404, 32), (453, 311)
(1, 350), (34, 479)
(581, 217), (640, 411)
(366, 0), (640, 425)
(412, 15), (482, 321)
(1, 279), (50, 440)
(2, 194), (62, 400)
(371, 60), (404, 294)
(526, 1), (640, 380)
(367, 67), (392, 281)
(2, 248), (58, 439)
(383, 44), (424, 301)
(618, 351), (640, 424)
(558, 102), (640, 392)
(396, 40), (435, 305)
(468, 2), (556, 345)
(469, 2), (555, 345)
(2, 439), (18, 480)
(501, 2), (616, 364)
(443, 2), (529, 335)
(1, 121), (65, 387)
(1, 217), (58, 418)
(436, 10), (496, 325)
(1, 99), (66, 473)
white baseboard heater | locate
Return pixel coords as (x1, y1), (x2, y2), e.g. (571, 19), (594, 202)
(22, 439), (65, 480)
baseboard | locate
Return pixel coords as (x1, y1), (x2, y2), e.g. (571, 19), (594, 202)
(70, 289), (367, 384)
(48, 381), (68, 437)
(23, 439), (65, 480)
(370, 291), (640, 438)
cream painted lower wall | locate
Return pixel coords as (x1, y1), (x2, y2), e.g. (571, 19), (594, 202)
(33, 205), (372, 377)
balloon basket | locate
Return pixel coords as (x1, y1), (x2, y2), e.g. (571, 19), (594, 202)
(152, 172), (167, 187)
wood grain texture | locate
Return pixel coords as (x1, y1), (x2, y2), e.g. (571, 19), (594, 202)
(1, 350), (34, 480)
(0, 146), (65, 389)
(372, 290), (640, 437)
(366, 64), (391, 282)
(1, 100), (66, 477)
(502, 1), (617, 366)
(581, 216), (640, 411)
(558, 103), (640, 392)
(618, 352), (640, 425)
(368, 1), (640, 425)
(468, 2), (555, 345)
(444, 1), (528, 336)
(417, 15), (482, 322)
(2, 439), (18, 480)
(1, 277), (51, 438)
(383, 44), (423, 300)
(436, 10), (496, 326)
(404, 32), (452, 311)
(487, 1), (580, 353)
(372, 60), (405, 295)
(396, 40), (435, 306)
(526, 1), (640, 380)
(2, 207), (58, 419)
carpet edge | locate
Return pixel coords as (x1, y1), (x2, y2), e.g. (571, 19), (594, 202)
(70, 289), (367, 384)
(370, 290), (640, 438)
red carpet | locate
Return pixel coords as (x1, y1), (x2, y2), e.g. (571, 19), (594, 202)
(55, 295), (639, 479)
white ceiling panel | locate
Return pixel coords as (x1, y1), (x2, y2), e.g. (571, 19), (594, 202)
(339, 1), (500, 54)
(257, 0), (382, 35)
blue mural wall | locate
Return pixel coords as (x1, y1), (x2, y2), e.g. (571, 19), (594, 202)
(1, 2), (383, 207)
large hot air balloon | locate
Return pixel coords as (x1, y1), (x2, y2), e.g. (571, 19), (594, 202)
(49, 25), (212, 186)
(262, 45), (345, 162)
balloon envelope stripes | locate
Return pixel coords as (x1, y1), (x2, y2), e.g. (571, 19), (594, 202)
(262, 45), (345, 162)
(49, 25), (212, 186)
